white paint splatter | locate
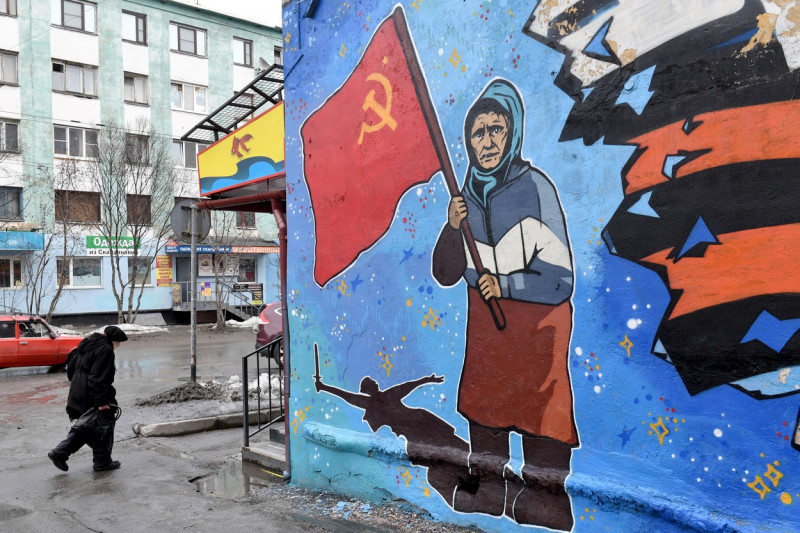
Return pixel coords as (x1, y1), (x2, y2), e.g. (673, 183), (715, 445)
(627, 318), (639, 329)
(714, 428), (723, 437)
(575, 347), (583, 356)
(593, 385), (601, 394)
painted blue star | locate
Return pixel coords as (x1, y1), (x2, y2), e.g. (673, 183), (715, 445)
(618, 425), (636, 449)
(400, 247), (414, 264)
(350, 274), (364, 292)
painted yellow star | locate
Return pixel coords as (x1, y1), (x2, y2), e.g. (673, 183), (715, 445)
(382, 55), (388, 66)
(620, 334), (633, 357)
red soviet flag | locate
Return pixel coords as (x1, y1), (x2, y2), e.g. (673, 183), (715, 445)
(301, 7), (442, 287)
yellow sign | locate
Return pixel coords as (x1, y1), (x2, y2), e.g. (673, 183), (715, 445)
(198, 102), (285, 196)
(156, 255), (173, 287)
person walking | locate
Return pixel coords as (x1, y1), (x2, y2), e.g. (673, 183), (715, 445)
(48, 325), (128, 472)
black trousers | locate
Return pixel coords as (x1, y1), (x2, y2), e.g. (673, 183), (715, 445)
(52, 418), (116, 468)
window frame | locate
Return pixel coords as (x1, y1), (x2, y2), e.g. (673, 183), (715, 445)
(126, 194), (152, 225)
(236, 211), (256, 229)
(274, 46), (282, 65)
(0, 120), (19, 153)
(54, 189), (101, 223)
(57, 256), (102, 288)
(170, 81), (207, 113)
(54, 125), (99, 159)
(124, 73), (148, 105)
(0, 257), (24, 288)
(172, 140), (207, 170)
(52, 0), (97, 33)
(121, 10), (146, 45)
(0, 186), (22, 221)
(169, 22), (207, 57)
(124, 134), (150, 166)
(0, 0), (18, 17)
(233, 37), (253, 67)
(0, 50), (18, 85)
(237, 256), (257, 283)
(128, 256), (152, 286)
(52, 60), (97, 97)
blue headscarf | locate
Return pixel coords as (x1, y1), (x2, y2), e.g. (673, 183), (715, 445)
(464, 79), (524, 206)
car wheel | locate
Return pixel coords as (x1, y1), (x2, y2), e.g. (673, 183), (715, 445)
(270, 338), (284, 372)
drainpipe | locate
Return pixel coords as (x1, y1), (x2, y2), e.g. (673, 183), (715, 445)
(271, 198), (290, 481)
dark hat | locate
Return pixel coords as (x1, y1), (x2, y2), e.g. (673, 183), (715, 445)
(104, 326), (128, 342)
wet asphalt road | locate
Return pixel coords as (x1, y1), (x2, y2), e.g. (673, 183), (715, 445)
(0, 325), (315, 533)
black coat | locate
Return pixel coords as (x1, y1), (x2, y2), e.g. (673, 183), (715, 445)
(66, 333), (117, 419)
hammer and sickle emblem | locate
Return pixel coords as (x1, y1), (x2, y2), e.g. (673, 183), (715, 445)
(357, 73), (397, 145)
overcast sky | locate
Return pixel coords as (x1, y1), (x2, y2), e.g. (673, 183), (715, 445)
(172, 0), (283, 28)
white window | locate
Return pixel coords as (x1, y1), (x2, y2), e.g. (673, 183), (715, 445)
(124, 74), (148, 105)
(170, 82), (206, 112)
(128, 256), (152, 285)
(172, 140), (208, 169)
(1, 0), (17, 16)
(121, 11), (146, 44)
(274, 46), (282, 65)
(233, 38), (252, 67)
(52, 61), (97, 96)
(0, 187), (21, 220)
(0, 120), (18, 152)
(169, 22), (206, 56)
(54, 126), (99, 158)
(57, 257), (102, 287)
(0, 258), (23, 288)
(51, 0), (96, 33)
(0, 51), (17, 84)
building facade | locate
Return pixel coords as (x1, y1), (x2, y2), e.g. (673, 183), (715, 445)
(0, 0), (282, 318)
(283, 1), (800, 532)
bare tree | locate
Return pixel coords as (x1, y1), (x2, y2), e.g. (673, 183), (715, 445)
(203, 210), (244, 328)
(86, 119), (179, 323)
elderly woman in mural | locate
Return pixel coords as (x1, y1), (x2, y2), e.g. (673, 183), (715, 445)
(432, 79), (577, 530)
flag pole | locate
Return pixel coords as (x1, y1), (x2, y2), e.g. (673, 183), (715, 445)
(392, 7), (506, 330)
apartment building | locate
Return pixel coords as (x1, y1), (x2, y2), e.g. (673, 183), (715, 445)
(0, 0), (282, 319)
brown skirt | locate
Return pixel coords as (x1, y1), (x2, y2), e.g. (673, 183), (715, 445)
(457, 288), (578, 445)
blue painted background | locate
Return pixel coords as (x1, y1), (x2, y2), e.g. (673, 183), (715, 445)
(281, 1), (800, 531)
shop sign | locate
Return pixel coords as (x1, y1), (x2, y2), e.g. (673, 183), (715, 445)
(233, 282), (263, 306)
(156, 255), (173, 286)
(86, 235), (140, 256)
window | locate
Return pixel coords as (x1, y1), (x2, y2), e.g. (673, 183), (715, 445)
(169, 22), (206, 56)
(127, 194), (151, 225)
(128, 256), (151, 285)
(52, 61), (97, 96)
(0, 321), (13, 338)
(1, 0), (17, 16)
(124, 134), (149, 165)
(233, 38), (252, 67)
(0, 187), (21, 220)
(237, 211), (256, 228)
(170, 82), (206, 112)
(0, 51), (17, 84)
(121, 11), (146, 44)
(0, 120), (18, 152)
(55, 190), (100, 222)
(237, 257), (256, 283)
(172, 140), (207, 169)
(124, 74), (148, 105)
(57, 257), (101, 287)
(51, 0), (96, 33)
(0, 258), (22, 287)
(274, 46), (282, 65)
(233, 91), (256, 122)
(54, 126), (98, 158)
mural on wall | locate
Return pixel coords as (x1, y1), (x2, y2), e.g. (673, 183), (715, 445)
(284, 0), (800, 531)
(301, 8), (576, 530)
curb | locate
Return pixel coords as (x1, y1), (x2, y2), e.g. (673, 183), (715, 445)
(132, 408), (282, 437)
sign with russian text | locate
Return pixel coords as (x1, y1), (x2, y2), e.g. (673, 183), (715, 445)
(232, 282), (263, 306)
(86, 235), (140, 256)
(156, 255), (173, 286)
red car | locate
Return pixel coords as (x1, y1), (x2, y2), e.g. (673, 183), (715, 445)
(0, 315), (84, 370)
(254, 303), (283, 370)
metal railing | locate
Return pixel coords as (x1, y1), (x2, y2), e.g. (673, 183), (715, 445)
(171, 280), (261, 320)
(242, 336), (284, 447)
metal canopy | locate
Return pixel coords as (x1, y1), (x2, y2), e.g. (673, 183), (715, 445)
(181, 64), (284, 144)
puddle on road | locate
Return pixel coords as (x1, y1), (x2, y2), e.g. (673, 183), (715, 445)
(192, 461), (282, 499)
